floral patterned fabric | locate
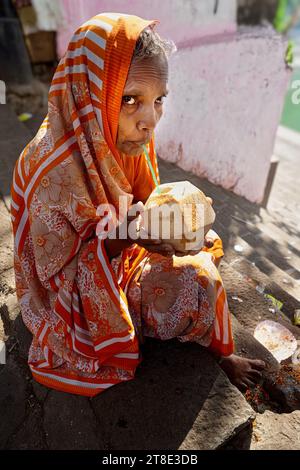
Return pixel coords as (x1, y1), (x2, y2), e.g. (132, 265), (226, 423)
(113, 232), (234, 356)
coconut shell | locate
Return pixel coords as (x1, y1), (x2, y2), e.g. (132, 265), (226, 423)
(142, 181), (216, 252)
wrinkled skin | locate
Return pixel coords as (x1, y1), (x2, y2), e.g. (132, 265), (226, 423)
(117, 54), (168, 156)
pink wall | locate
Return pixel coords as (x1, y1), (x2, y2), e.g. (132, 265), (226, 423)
(155, 28), (291, 203)
(57, 0), (237, 57)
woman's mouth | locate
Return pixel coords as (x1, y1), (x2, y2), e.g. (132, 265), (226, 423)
(127, 140), (147, 147)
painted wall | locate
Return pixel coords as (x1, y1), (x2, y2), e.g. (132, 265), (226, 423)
(57, 0), (237, 57)
(155, 27), (290, 203)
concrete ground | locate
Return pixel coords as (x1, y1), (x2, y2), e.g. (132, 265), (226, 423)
(0, 103), (299, 450)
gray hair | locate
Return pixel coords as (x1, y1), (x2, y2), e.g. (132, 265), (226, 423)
(133, 27), (177, 62)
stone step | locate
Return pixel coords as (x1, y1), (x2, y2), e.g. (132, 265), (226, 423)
(250, 410), (300, 450)
(3, 317), (258, 450)
(223, 410), (300, 450)
(220, 259), (300, 337)
(223, 233), (300, 301)
(43, 339), (256, 451)
(213, 204), (300, 278)
(254, 215), (300, 254)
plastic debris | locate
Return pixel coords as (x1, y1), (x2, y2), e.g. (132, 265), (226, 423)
(264, 294), (283, 312)
(231, 295), (243, 303)
(254, 320), (297, 363)
(234, 244), (244, 253)
(256, 283), (266, 295)
(294, 309), (300, 326)
(18, 112), (33, 122)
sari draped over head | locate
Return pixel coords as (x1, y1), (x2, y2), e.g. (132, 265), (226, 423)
(11, 13), (234, 397)
(11, 13), (160, 395)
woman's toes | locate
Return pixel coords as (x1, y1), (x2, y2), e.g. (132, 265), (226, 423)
(243, 377), (256, 389)
(239, 381), (250, 392)
(248, 369), (263, 381)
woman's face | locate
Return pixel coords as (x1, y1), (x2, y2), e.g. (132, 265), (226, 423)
(117, 54), (169, 156)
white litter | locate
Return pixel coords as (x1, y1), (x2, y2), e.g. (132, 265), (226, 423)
(256, 284), (266, 295)
(234, 244), (244, 253)
(254, 320), (297, 363)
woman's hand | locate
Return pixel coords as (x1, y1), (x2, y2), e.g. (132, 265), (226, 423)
(135, 230), (175, 257)
(105, 195), (215, 259)
(129, 202), (175, 257)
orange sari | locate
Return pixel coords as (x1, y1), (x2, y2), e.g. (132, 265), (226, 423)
(11, 13), (233, 397)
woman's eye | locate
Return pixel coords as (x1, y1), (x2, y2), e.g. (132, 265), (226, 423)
(123, 96), (136, 105)
(156, 96), (165, 104)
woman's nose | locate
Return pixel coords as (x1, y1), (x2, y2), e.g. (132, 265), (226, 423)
(137, 106), (158, 132)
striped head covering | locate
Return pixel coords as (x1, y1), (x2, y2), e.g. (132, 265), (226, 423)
(11, 13), (161, 396)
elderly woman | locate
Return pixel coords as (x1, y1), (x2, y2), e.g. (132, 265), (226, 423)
(11, 13), (264, 396)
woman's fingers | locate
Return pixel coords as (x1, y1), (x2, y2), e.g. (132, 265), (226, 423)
(206, 196), (213, 205)
(127, 201), (145, 220)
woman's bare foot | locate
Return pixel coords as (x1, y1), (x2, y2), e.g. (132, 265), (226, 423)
(218, 354), (266, 391)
